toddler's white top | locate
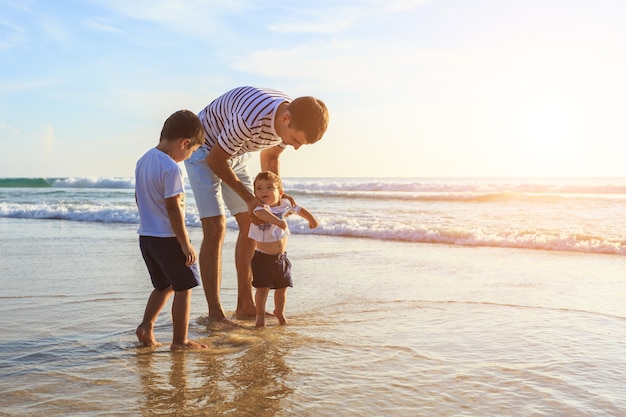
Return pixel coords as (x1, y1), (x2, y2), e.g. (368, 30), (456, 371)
(248, 198), (300, 242)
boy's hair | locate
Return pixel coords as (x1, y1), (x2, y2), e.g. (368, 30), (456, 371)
(288, 97), (329, 144)
(254, 171), (283, 192)
(160, 110), (204, 148)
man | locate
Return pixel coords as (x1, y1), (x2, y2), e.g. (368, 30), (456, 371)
(185, 86), (329, 322)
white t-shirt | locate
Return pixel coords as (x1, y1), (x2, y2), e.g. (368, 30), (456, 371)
(135, 147), (185, 237)
(248, 198), (300, 242)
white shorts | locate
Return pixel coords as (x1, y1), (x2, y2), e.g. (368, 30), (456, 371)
(184, 146), (253, 218)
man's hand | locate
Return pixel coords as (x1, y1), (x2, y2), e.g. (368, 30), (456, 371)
(247, 197), (266, 225)
(282, 192), (296, 207)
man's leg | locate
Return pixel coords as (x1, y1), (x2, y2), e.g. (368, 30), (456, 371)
(233, 212), (256, 317)
(200, 216), (227, 320)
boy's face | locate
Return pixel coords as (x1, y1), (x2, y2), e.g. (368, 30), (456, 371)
(173, 140), (200, 163)
(254, 178), (282, 206)
(184, 143), (201, 160)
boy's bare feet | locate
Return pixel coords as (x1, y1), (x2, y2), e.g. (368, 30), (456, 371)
(136, 324), (160, 347)
(171, 340), (208, 350)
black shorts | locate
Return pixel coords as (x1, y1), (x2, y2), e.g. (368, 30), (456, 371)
(139, 236), (200, 291)
(251, 251), (293, 289)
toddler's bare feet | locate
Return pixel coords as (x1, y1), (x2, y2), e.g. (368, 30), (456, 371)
(136, 324), (160, 347)
(171, 340), (208, 350)
(273, 310), (289, 326)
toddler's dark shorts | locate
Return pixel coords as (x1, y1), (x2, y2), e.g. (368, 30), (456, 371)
(251, 251), (293, 289)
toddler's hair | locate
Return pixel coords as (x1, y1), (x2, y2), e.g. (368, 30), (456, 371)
(254, 171), (282, 190)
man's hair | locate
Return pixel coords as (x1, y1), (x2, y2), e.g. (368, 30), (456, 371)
(160, 110), (204, 147)
(288, 96), (329, 144)
(254, 171), (283, 191)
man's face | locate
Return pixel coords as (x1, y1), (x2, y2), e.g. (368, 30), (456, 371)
(280, 127), (308, 150)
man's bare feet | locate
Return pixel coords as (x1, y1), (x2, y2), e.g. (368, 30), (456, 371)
(136, 324), (160, 347)
(236, 309), (275, 320)
(199, 315), (243, 330)
(171, 340), (208, 350)
(234, 308), (257, 319)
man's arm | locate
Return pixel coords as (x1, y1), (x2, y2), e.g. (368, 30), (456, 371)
(260, 145), (284, 175)
(207, 145), (259, 212)
(260, 145), (299, 206)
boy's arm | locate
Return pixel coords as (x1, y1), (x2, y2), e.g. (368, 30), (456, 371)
(295, 205), (319, 229)
(254, 207), (288, 229)
(165, 194), (196, 266)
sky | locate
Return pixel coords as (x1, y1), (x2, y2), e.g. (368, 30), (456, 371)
(1, 0), (626, 178)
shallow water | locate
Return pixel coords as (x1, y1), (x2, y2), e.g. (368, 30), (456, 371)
(1, 218), (626, 416)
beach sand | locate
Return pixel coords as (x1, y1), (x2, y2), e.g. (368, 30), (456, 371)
(1, 217), (626, 416)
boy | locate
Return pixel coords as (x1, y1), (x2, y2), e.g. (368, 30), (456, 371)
(135, 109), (208, 350)
(248, 171), (319, 327)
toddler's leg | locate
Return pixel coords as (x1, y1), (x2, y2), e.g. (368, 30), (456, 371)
(255, 287), (270, 327)
(137, 287), (173, 346)
(273, 288), (288, 325)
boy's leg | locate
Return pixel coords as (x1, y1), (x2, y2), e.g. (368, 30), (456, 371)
(171, 289), (208, 350)
(254, 287), (270, 327)
(136, 287), (174, 346)
(273, 288), (289, 325)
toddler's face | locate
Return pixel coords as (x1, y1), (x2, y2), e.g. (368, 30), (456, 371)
(254, 179), (282, 205)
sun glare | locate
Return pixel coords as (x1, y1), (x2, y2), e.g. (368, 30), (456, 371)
(510, 92), (584, 174)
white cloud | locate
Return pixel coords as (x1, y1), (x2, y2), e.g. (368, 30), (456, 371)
(0, 20), (25, 50)
(268, 18), (353, 34)
(266, 0), (434, 34)
(94, 0), (247, 36)
(229, 40), (424, 91)
(40, 15), (68, 42)
(83, 18), (123, 33)
(0, 79), (61, 94)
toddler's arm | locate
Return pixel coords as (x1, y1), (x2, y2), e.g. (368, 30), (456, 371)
(294, 205), (319, 229)
(254, 206), (288, 229)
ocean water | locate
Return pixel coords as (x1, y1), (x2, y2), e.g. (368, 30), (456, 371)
(1, 176), (625, 255)
(1, 177), (626, 416)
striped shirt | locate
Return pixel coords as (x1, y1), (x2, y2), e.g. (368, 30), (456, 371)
(198, 86), (291, 157)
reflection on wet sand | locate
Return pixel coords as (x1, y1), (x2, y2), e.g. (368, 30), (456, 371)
(136, 327), (294, 416)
